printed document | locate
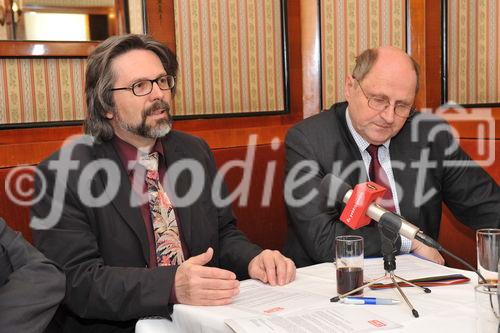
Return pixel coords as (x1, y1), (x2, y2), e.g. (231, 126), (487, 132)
(225, 305), (401, 332)
(224, 280), (401, 332)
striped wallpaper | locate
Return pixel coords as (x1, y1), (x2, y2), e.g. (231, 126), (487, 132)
(128, 0), (144, 35)
(0, 0), (8, 39)
(0, 0), (142, 126)
(321, 0), (407, 109)
(447, 0), (499, 104)
(172, 0), (285, 116)
(0, 58), (87, 124)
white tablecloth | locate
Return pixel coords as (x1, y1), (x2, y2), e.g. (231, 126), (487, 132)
(136, 255), (482, 333)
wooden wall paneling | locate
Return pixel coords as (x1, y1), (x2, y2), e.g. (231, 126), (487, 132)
(0, 168), (33, 242)
(0, 125), (83, 145)
(446, 117), (500, 140)
(114, 0), (128, 37)
(213, 144), (287, 250)
(455, 139), (499, 188)
(423, 0), (443, 109)
(0, 142), (289, 251)
(0, 124), (291, 168)
(439, 206), (476, 270)
(0, 41), (98, 57)
(0, 125), (83, 168)
(408, 0), (442, 110)
(144, 0), (176, 53)
(0, 141), (68, 169)
(437, 138), (500, 269)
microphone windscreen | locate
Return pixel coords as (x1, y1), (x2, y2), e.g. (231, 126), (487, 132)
(319, 174), (351, 206)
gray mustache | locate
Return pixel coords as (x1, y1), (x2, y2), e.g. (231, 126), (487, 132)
(144, 101), (170, 116)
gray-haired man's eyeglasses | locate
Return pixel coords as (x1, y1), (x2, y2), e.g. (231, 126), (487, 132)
(354, 78), (415, 118)
(110, 75), (175, 97)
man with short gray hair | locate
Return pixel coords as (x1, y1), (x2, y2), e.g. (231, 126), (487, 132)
(284, 46), (499, 268)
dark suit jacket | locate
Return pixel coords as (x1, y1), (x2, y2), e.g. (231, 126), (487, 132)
(0, 218), (65, 333)
(284, 102), (500, 267)
(31, 130), (262, 332)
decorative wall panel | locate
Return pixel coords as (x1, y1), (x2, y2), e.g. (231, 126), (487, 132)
(173, 0), (285, 116)
(321, 0), (406, 109)
(128, 0), (144, 34)
(0, 58), (86, 124)
(447, 0), (499, 105)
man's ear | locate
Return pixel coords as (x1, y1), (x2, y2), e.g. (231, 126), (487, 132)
(344, 75), (355, 100)
(105, 111), (114, 120)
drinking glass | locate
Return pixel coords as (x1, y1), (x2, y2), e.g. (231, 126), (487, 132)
(335, 235), (364, 295)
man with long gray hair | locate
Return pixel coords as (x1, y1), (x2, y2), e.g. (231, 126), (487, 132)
(31, 34), (295, 333)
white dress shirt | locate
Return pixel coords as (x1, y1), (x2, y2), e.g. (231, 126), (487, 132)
(345, 108), (412, 253)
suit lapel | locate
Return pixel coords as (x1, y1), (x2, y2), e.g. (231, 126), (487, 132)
(161, 134), (193, 253)
(334, 104), (369, 186)
(335, 105), (421, 225)
(94, 141), (150, 263)
(389, 120), (427, 227)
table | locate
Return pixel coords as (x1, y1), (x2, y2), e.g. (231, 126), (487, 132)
(136, 255), (481, 332)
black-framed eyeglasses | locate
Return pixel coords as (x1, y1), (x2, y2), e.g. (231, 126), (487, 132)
(110, 74), (176, 97)
(354, 78), (415, 118)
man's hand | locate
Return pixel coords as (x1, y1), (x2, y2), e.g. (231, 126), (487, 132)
(411, 239), (445, 265)
(248, 250), (296, 286)
(175, 248), (239, 305)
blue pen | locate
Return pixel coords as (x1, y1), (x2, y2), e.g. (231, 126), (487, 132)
(340, 296), (400, 305)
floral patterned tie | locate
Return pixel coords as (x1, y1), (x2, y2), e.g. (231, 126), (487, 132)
(139, 152), (184, 266)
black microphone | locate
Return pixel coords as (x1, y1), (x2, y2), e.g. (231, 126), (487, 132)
(320, 173), (488, 283)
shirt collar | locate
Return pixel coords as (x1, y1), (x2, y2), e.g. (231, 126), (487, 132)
(112, 135), (164, 175)
(345, 106), (391, 151)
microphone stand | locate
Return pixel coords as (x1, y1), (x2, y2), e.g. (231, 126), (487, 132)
(331, 224), (431, 318)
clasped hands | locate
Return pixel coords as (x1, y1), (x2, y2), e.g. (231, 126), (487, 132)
(175, 247), (296, 306)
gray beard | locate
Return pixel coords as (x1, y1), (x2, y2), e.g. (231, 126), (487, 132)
(116, 101), (173, 139)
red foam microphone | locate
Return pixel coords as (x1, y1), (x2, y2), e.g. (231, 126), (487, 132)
(339, 182), (386, 229)
(321, 174), (487, 283)
(321, 174), (442, 250)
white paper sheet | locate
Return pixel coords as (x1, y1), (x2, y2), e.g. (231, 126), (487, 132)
(225, 305), (402, 333)
(363, 255), (459, 281)
(297, 255), (459, 282)
(230, 280), (326, 315)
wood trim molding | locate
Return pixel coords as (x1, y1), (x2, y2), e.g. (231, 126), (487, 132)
(408, 0), (442, 110)
(0, 124), (291, 168)
(144, 0), (176, 51)
(0, 41), (98, 57)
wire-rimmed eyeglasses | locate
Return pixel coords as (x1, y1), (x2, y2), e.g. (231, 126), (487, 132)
(110, 74), (175, 97)
(354, 78), (415, 118)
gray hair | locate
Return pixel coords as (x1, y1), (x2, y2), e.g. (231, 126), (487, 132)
(352, 48), (420, 93)
(83, 34), (178, 142)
